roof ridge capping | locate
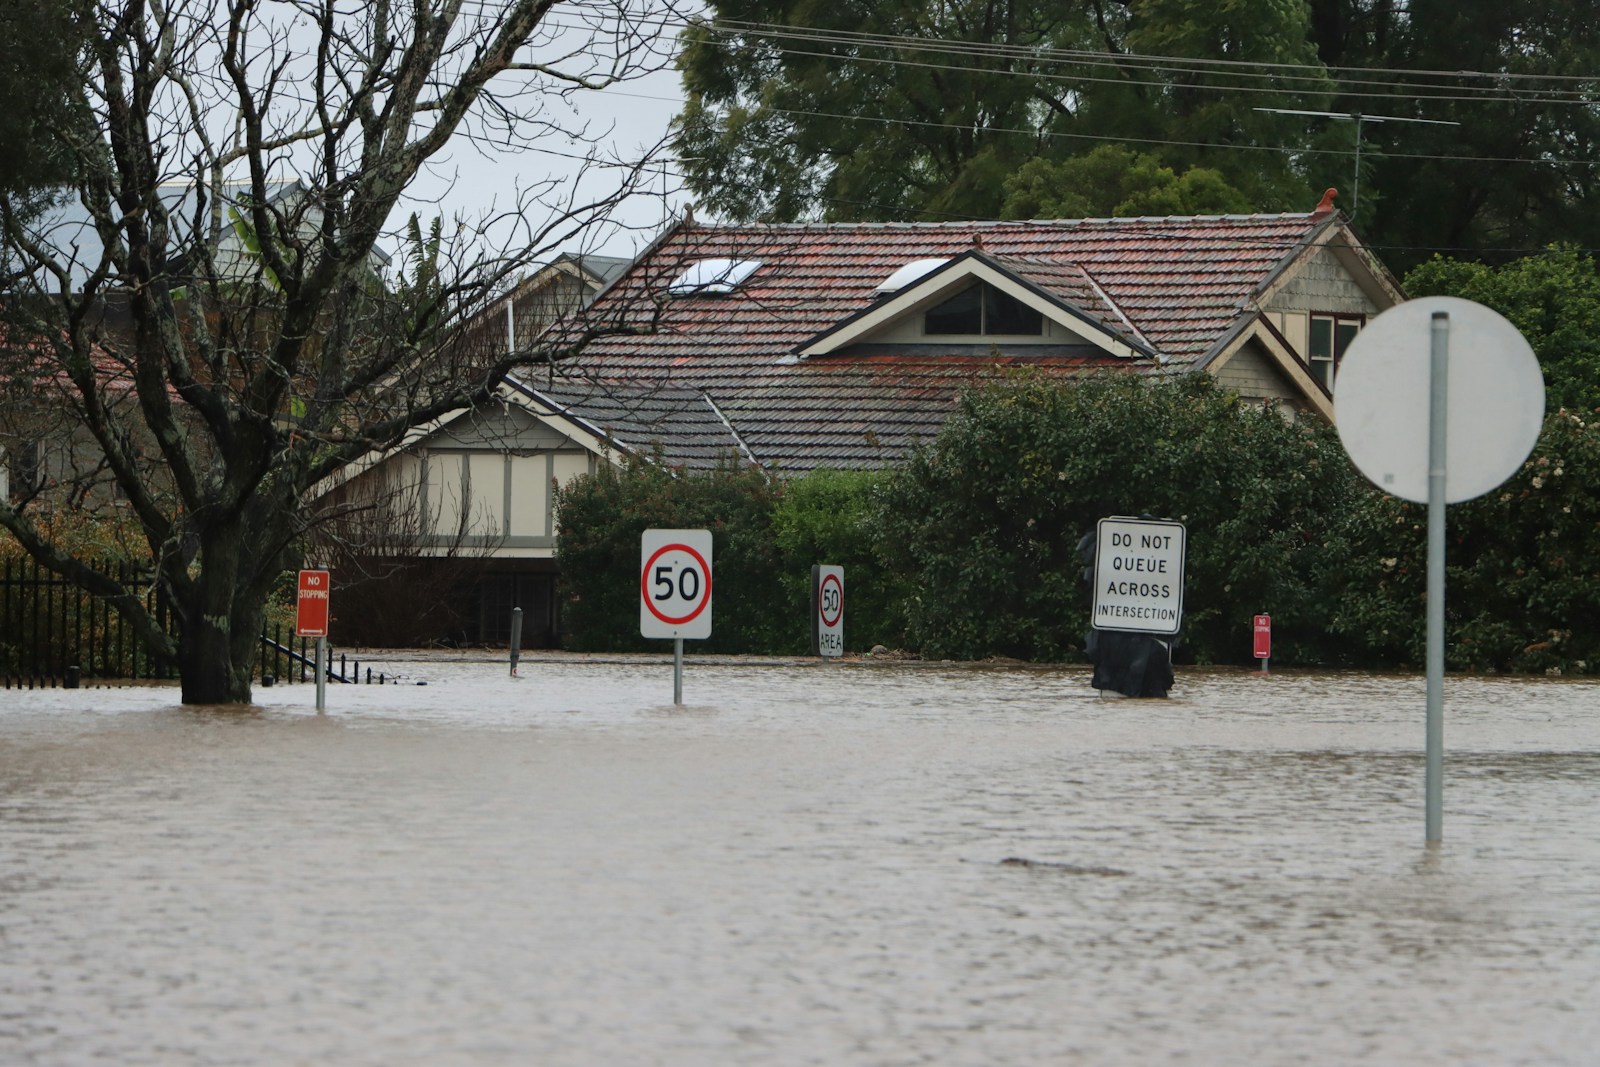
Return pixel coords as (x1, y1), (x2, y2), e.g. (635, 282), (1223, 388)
(664, 212), (1322, 235)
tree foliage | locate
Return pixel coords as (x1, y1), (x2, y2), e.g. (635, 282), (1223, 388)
(771, 467), (909, 651)
(551, 375), (1600, 676)
(673, 0), (1332, 223)
(0, 0), (678, 704)
(556, 460), (909, 655)
(1322, 408), (1600, 674)
(1403, 246), (1600, 414)
(676, 0), (1600, 261)
(0, 0), (89, 205)
(1001, 144), (1254, 219)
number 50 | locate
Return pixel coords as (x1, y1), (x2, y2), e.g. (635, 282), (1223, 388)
(653, 563), (701, 601)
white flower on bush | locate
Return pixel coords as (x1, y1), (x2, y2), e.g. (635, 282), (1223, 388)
(1532, 475), (1545, 489)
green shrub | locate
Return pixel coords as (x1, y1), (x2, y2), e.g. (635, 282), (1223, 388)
(1324, 408), (1600, 673)
(877, 373), (1360, 664)
(771, 467), (910, 652)
(554, 452), (789, 653)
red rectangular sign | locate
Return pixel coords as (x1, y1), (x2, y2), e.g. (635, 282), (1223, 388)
(1253, 614), (1271, 659)
(296, 569), (331, 638)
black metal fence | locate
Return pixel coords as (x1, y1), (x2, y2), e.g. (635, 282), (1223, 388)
(3, 557), (406, 690)
(1, 556), (174, 688)
(257, 626), (409, 688)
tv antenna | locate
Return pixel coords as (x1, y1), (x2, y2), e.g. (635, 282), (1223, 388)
(1254, 109), (1461, 213)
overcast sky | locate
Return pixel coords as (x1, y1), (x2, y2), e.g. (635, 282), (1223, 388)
(394, 11), (697, 268)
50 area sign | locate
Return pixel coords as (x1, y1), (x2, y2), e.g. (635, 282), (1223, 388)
(812, 564), (844, 658)
(640, 529), (713, 640)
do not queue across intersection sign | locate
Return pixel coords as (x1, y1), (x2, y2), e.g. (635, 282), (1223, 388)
(1091, 517), (1186, 635)
(640, 529), (713, 640)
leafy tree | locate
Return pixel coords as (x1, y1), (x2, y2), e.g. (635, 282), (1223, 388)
(771, 467), (909, 651)
(1403, 246), (1600, 413)
(0, 1), (678, 704)
(1322, 409), (1600, 674)
(1001, 144), (1254, 218)
(1304, 0), (1600, 264)
(0, 0), (88, 205)
(674, 0), (1333, 223)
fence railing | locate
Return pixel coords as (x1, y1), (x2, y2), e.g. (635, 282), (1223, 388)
(1, 556), (174, 688)
(258, 627), (409, 687)
(3, 558), (407, 690)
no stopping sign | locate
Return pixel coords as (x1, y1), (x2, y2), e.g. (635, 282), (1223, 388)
(640, 529), (713, 639)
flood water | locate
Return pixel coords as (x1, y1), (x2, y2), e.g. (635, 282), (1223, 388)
(2, 658), (1598, 1065)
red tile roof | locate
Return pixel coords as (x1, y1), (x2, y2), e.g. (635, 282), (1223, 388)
(534, 213), (1345, 471)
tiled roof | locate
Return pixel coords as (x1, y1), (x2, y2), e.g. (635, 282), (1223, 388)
(506, 374), (750, 471)
(528, 214), (1342, 472)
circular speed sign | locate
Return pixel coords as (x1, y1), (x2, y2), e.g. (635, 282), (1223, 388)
(640, 529), (713, 639)
(818, 572), (843, 628)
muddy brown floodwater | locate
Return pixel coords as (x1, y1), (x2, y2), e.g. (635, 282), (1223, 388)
(2, 659), (1598, 1065)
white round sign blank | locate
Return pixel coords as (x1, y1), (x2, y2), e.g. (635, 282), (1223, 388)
(1334, 296), (1544, 504)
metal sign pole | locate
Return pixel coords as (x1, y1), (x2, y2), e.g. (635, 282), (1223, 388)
(1425, 311), (1449, 844)
(509, 606), (523, 677)
(673, 637), (684, 705)
(315, 636), (327, 714)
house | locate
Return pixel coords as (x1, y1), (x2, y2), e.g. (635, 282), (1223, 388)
(305, 252), (639, 647)
(13, 179), (391, 295)
(333, 204), (1402, 646)
(540, 206), (1401, 468)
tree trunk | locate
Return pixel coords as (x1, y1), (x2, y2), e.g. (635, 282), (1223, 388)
(177, 610), (256, 705)
(173, 524), (266, 705)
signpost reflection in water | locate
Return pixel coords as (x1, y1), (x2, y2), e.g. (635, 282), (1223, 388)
(2, 662), (1597, 1065)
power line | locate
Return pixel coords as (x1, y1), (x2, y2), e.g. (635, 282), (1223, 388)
(702, 17), (1600, 95)
(632, 87), (1599, 170)
(689, 21), (1600, 109)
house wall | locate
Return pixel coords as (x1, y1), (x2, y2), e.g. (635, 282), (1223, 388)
(1210, 338), (1304, 409)
(333, 404), (601, 561)
(1260, 245), (1383, 356)
(419, 447), (594, 554)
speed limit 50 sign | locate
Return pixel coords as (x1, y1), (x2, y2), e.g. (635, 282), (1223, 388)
(640, 529), (713, 640)
(812, 564), (844, 657)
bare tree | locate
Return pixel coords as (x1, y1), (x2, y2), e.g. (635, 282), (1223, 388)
(0, 0), (683, 703)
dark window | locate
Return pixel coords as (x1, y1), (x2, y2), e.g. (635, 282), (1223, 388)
(925, 283), (1043, 336)
(924, 286), (982, 334)
(985, 287), (1043, 335)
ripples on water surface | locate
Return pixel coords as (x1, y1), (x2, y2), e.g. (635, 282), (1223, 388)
(2, 661), (1598, 1065)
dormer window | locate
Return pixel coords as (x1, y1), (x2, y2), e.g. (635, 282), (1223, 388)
(666, 258), (761, 295)
(925, 283), (1042, 336)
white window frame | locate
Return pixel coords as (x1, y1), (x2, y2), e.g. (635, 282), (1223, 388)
(1307, 311), (1364, 390)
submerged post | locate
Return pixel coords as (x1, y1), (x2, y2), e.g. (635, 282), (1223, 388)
(1425, 312), (1449, 844)
(509, 607), (524, 677)
(674, 637), (684, 705)
(315, 636), (327, 714)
